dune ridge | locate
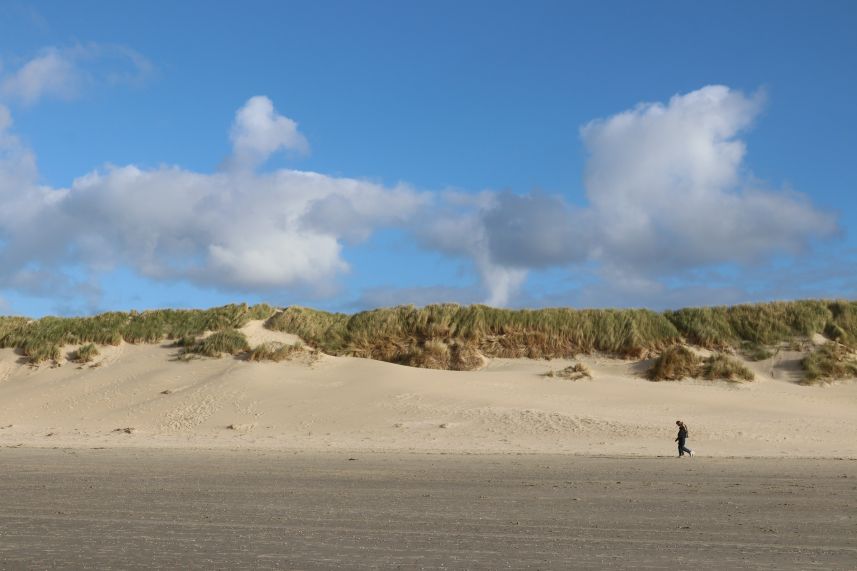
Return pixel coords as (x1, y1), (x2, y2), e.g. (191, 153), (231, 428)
(0, 309), (854, 458)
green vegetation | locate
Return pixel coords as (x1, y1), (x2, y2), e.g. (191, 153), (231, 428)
(647, 346), (754, 382)
(266, 301), (857, 372)
(700, 353), (755, 382)
(72, 343), (100, 363)
(248, 341), (305, 362)
(0, 304), (272, 363)
(801, 343), (857, 384)
(179, 329), (250, 359)
(266, 304), (681, 369)
(740, 341), (775, 361)
(2, 299), (857, 377)
(24, 342), (62, 365)
(646, 346), (702, 381)
(664, 300), (856, 350)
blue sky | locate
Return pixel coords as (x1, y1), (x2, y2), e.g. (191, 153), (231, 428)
(0, 0), (855, 316)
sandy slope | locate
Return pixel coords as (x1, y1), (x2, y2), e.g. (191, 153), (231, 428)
(0, 321), (855, 457)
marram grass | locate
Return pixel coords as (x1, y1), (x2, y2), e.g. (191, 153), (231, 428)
(800, 343), (857, 385)
(700, 353), (755, 382)
(179, 329), (251, 359)
(266, 304), (682, 367)
(2, 300), (857, 381)
(646, 346), (701, 381)
(248, 341), (305, 362)
(72, 343), (100, 363)
(265, 300), (857, 375)
(0, 303), (274, 363)
(646, 346), (754, 382)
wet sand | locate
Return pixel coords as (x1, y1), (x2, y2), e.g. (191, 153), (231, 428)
(1, 448), (855, 569)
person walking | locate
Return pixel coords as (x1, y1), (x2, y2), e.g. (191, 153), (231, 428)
(675, 420), (694, 457)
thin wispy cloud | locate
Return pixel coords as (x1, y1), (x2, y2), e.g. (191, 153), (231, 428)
(0, 44), (153, 105)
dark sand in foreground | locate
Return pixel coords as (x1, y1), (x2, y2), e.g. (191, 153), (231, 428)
(1, 448), (855, 569)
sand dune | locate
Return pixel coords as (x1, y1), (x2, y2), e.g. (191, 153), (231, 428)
(0, 321), (854, 458)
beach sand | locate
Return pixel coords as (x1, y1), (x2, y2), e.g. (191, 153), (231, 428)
(0, 320), (854, 458)
(1, 448), (855, 569)
(2, 321), (856, 568)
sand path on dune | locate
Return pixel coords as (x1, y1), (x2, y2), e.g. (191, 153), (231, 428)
(0, 321), (855, 457)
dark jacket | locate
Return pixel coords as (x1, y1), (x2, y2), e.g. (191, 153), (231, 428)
(676, 427), (688, 441)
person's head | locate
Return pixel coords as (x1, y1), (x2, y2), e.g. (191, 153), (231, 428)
(676, 420), (683, 427)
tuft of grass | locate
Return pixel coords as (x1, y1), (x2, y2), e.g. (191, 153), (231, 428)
(72, 343), (100, 363)
(801, 344), (857, 384)
(246, 303), (277, 321)
(740, 341), (775, 361)
(700, 353), (754, 382)
(646, 346), (702, 381)
(248, 341), (304, 362)
(180, 329), (250, 359)
(544, 363), (591, 380)
(266, 307), (350, 352)
(23, 341), (62, 365)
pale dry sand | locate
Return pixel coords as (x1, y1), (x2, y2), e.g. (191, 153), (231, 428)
(0, 321), (855, 458)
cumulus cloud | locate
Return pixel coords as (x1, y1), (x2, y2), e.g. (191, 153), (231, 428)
(226, 96), (309, 170)
(0, 44), (153, 105)
(0, 97), (425, 303)
(481, 191), (590, 269)
(580, 85), (836, 273)
(418, 85), (837, 305)
(417, 206), (529, 306)
(0, 84), (841, 311)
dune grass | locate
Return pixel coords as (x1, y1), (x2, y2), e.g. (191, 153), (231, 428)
(2, 299), (856, 374)
(801, 343), (857, 384)
(0, 304), (273, 363)
(646, 346), (702, 381)
(179, 329), (250, 359)
(740, 341), (776, 361)
(71, 343), (100, 363)
(700, 353), (755, 382)
(262, 300), (857, 372)
(646, 346), (754, 382)
(266, 304), (682, 369)
(23, 342), (62, 365)
(247, 341), (305, 362)
(664, 300), (856, 350)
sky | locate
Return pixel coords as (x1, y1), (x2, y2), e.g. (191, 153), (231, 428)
(0, 0), (855, 317)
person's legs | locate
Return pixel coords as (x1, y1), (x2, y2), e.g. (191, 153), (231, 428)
(677, 440), (684, 456)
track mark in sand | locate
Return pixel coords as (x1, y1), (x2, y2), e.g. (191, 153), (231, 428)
(465, 408), (640, 435)
(162, 394), (219, 431)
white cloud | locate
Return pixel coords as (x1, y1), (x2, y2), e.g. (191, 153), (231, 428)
(418, 85), (837, 305)
(414, 194), (519, 306)
(227, 96), (309, 170)
(0, 48), (80, 104)
(0, 85), (842, 311)
(580, 85), (836, 273)
(0, 44), (153, 105)
(0, 98), (425, 301)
